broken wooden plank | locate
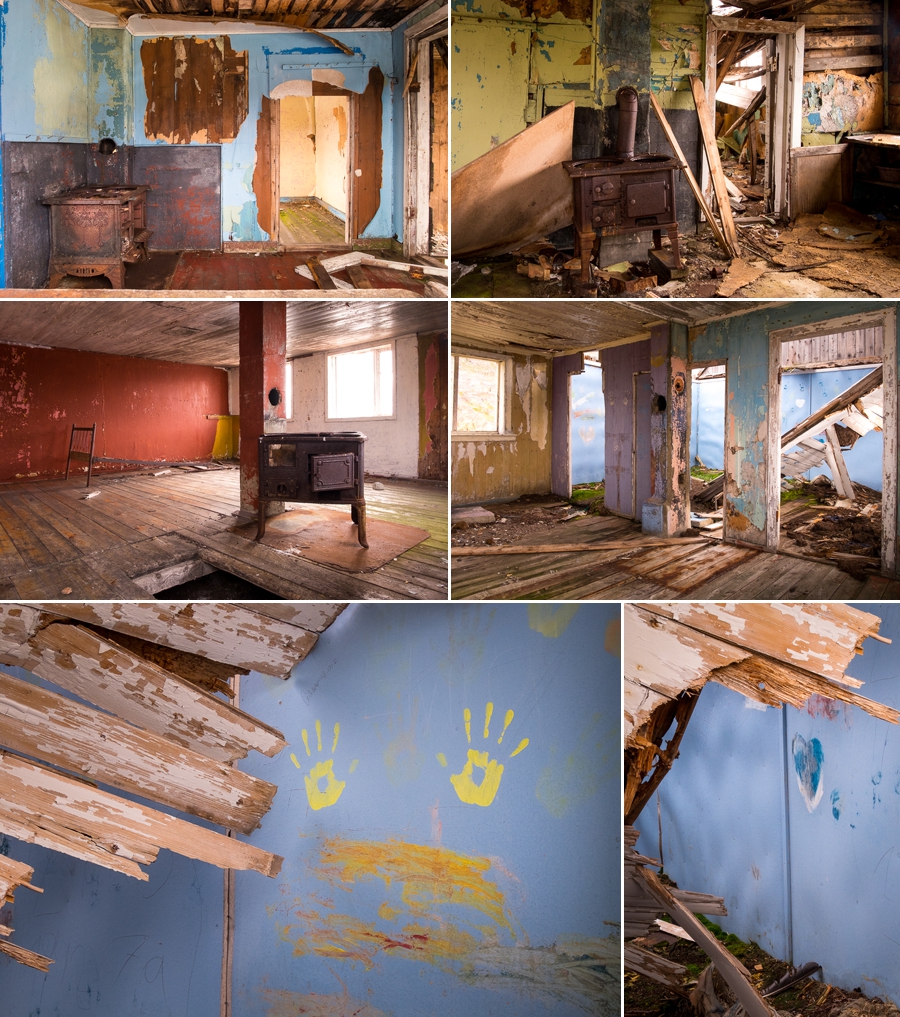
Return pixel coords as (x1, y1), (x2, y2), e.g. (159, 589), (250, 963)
(451, 103), (575, 258)
(29, 602), (320, 677)
(0, 853), (42, 902)
(624, 942), (687, 987)
(8, 623), (286, 764)
(635, 866), (775, 1017)
(0, 671), (277, 834)
(453, 538), (710, 555)
(307, 256), (337, 290)
(691, 75), (742, 258)
(824, 425), (855, 500)
(781, 367), (882, 448)
(240, 603), (346, 633)
(649, 92), (734, 258)
(0, 938), (54, 972)
(0, 752), (283, 880)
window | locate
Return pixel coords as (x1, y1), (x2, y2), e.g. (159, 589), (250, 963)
(327, 343), (394, 419)
(451, 353), (509, 434)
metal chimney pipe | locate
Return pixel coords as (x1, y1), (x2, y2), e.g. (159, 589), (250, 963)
(616, 86), (639, 160)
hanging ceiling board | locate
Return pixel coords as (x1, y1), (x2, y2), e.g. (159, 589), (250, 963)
(624, 603), (896, 742)
(245, 603), (348, 633)
(30, 602), (319, 677)
(0, 752), (283, 880)
(0, 672), (276, 834)
(451, 103), (575, 259)
(3, 622), (287, 764)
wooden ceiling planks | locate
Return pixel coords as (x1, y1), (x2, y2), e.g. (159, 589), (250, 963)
(0, 300), (447, 367)
(0, 752), (283, 879)
(0, 672), (277, 834)
(34, 602), (329, 677)
(624, 602), (896, 746)
(451, 300), (784, 356)
(0, 622), (287, 763)
(70, 0), (425, 29)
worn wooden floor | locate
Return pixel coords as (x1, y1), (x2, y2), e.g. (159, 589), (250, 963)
(451, 515), (900, 601)
(279, 200), (346, 247)
(0, 470), (448, 601)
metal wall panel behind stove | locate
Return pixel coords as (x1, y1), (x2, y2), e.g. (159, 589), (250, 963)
(132, 145), (221, 251)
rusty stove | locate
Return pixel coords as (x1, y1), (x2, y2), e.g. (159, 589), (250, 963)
(256, 432), (368, 548)
(43, 184), (152, 289)
(564, 87), (682, 294)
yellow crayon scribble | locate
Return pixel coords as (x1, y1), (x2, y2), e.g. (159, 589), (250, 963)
(528, 603), (579, 638)
(483, 701), (493, 739)
(436, 752), (447, 767)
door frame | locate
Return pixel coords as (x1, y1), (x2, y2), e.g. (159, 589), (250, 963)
(704, 16), (804, 220)
(767, 307), (897, 574)
(689, 360), (728, 542)
(267, 90), (357, 249)
(403, 6), (449, 259)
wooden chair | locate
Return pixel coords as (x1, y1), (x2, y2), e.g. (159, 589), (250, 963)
(65, 424), (97, 488)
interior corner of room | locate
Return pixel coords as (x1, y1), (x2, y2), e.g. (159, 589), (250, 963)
(449, 297), (899, 602)
(0, 299), (449, 600)
(449, 0), (900, 299)
(0, 600), (622, 1017)
(0, 0), (448, 295)
(624, 599), (900, 1016)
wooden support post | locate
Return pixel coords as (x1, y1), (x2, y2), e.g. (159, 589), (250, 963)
(649, 92), (734, 258)
(634, 866), (776, 1017)
(824, 425), (855, 500)
(690, 76), (742, 258)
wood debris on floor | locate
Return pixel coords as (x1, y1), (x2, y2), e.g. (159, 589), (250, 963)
(0, 601), (347, 967)
(624, 602), (895, 1013)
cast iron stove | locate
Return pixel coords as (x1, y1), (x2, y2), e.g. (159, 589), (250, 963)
(564, 87), (682, 294)
(257, 432), (368, 547)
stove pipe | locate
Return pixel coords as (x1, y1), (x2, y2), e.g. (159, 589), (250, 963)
(616, 86), (639, 161)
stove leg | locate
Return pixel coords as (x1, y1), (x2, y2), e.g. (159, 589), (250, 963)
(355, 501), (369, 549)
(652, 229), (663, 251)
(574, 229), (597, 296)
(256, 505), (267, 541)
(667, 227), (683, 268)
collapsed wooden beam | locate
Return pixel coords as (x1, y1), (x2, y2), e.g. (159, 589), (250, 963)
(0, 853), (43, 902)
(29, 602), (336, 677)
(0, 752), (283, 881)
(4, 622), (286, 764)
(690, 76), (742, 259)
(0, 939), (54, 972)
(0, 671), (277, 834)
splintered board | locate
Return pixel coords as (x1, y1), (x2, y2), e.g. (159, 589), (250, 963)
(0, 752), (282, 881)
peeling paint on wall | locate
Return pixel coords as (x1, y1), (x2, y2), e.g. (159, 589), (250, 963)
(90, 28), (132, 143)
(802, 71), (884, 137)
(32, 0), (90, 141)
(650, 0), (705, 111)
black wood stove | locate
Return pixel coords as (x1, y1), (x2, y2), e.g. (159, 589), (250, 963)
(257, 432), (368, 547)
(564, 87), (682, 294)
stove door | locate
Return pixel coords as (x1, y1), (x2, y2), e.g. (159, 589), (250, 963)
(625, 180), (669, 218)
(311, 453), (357, 491)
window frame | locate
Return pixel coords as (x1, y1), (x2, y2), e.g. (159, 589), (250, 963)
(451, 350), (514, 439)
(324, 339), (397, 423)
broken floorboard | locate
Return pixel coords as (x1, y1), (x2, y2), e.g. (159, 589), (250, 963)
(0, 471), (447, 600)
(451, 514), (871, 600)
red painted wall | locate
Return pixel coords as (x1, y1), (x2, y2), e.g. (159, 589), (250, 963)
(0, 343), (229, 483)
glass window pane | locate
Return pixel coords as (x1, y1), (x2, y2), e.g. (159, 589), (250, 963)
(456, 357), (501, 432)
(327, 345), (393, 418)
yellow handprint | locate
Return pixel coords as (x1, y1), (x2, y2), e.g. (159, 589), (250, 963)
(438, 703), (529, 807)
(291, 719), (356, 811)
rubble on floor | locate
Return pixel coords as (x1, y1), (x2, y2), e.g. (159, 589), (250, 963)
(451, 488), (604, 548)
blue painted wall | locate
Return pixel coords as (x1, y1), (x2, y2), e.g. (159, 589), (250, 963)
(691, 375), (725, 472)
(781, 367), (884, 491)
(234, 603), (622, 1017)
(635, 603), (900, 1002)
(571, 362), (605, 485)
(0, 666), (224, 1017)
(691, 301), (899, 546)
(131, 30), (399, 243)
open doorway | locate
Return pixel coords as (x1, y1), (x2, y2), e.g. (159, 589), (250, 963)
(688, 363), (727, 539)
(277, 94), (352, 248)
(569, 352), (604, 507)
(768, 310), (896, 578)
(404, 8), (449, 260)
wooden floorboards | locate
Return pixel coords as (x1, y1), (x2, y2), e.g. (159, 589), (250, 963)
(0, 470), (447, 601)
(451, 515), (880, 602)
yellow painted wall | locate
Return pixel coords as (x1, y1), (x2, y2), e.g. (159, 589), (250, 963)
(280, 96), (317, 197)
(650, 0), (705, 110)
(315, 95), (349, 216)
(451, 353), (553, 505)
